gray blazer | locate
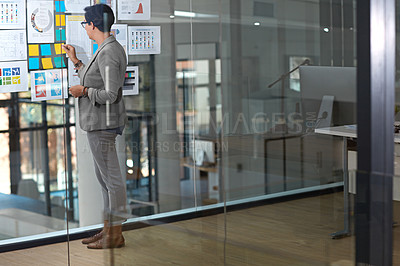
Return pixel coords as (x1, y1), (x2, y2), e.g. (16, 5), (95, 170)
(77, 35), (127, 132)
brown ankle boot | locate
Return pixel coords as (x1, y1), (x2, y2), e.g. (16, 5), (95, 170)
(82, 220), (109, 245)
(86, 235), (125, 249)
(81, 231), (103, 245)
(87, 224), (125, 249)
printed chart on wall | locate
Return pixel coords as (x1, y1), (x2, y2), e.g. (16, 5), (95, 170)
(0, 61), (28, 92)
(91, 0), (116, 16)
(0, 30), (27, 61)
(123, 66), (138, 96)
(0, 0), (26, 29)
(128, 26), (160, 55)
(65, 0), (90, 13)
(66, 16), (91, 61)
(27, 0), (55, 43)
(117, 0), (150, 21)
(31, 69), (68, 101)
(111, 24), (128, 60)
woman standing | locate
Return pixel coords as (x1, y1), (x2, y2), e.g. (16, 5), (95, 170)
(62, 4), (127, 249)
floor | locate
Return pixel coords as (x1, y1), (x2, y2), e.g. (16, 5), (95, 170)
(0, 192), (399, 265)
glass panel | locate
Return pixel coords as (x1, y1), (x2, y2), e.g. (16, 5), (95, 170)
(46, 100), (65, 126)
(19, 103), (42, 128)
(219, 0), (356, 264)
(0, 133), (10, 196)
(0, 107), (9, 131)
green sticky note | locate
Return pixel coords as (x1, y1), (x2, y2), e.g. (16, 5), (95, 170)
(61, 29), (66, 41)
(56, 30), (61, 41)
(54, 57), (65, 68)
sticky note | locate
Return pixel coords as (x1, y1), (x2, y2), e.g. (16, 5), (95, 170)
(29, 58), (40, 70)
(54, 43), (62, 54)
(54, 57), (65, 68)
(61, 29), (66, 41)
(29, 45), (39, 56)
(42, 58), (53, 69)
(55, 15), (61, 26)
(61, 15), (65, 26)
(56, 30), (61, 41)
(55, 1), (60, 12)
(40, 44), (52, 56)
(93, 43), (98, 54)
(60, 1), (66, 12)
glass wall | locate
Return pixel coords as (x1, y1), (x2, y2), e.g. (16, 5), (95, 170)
(0, 0), (397, 265)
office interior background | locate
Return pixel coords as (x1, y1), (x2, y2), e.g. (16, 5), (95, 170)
(0, 0), (398, 265)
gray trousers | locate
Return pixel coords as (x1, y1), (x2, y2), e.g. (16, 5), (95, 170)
(87, 130), (127, 224)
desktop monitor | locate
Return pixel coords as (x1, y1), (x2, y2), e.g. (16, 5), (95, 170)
(299, 66), (356, 128)
(192, 140), (215, 166)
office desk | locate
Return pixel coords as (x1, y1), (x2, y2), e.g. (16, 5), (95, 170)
(180, 157), (219, 202)
(315, 125), (400, 239)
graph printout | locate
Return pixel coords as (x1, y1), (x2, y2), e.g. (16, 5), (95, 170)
(0, 0), (26, 29)
(27, 0), (55, 43)
(122, 66), (138, 96)
(117, 0), (150, 21)
(65, 0), (90, 13)
(128, 26), (160, 55)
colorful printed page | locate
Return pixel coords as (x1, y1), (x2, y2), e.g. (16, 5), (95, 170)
(30, 69), (68, 101)
(0, 60), (28, 93)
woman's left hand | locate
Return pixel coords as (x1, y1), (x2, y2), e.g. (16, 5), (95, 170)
(69, 85), (84, 98)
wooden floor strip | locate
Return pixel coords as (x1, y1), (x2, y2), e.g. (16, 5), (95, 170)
(0, 192), (399, 265)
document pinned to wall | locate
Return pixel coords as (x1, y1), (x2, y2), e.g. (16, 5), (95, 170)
(67, 61), (80, 86)
(31, 69), (68, 101)
(128, 26), (160, 55)
(27, 0), (55, 43)
(122, 66), (138, 96)
(91, 0), (116, 15)
(66, 15), (91, 61)
(0, 0), (27, 29)
(111, 24), (128, 60)
(117, 0), (150, 21)
(0, 30), (27, 61)
(0, 60), (28, 93)
(65, 0), (90, 13)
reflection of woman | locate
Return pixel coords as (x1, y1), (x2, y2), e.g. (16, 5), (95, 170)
(62, 4), (127, 249)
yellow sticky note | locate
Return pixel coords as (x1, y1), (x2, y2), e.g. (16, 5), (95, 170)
(55, 15), (61, 26)
(54, 43), (62, 55)
(62, 43), (66, 54)
(29, 45), (39, 56)
(61, 15), (66, 26)
(42, 58), (53, 69)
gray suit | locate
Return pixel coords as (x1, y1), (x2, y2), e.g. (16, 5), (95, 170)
(78, 35), (127, 132)
(77, 35), (128, 223)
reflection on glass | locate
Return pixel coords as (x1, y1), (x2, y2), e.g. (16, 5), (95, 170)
(0, 133), (9, 195)
(19, 103), (42, 128)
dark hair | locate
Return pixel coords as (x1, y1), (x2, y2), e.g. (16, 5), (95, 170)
(84, 4), (114, 32)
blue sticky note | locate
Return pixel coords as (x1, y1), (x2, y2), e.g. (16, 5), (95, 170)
(55, 1), (60, 12)
(40, 44), (52, 56)
(54, 57), (65, 68)
(93, 43), (98, 54)
(29, 58), (40, 70)
(56, 30), (61, 41)
(61, 29), (66, 41)
(60, 1), (66, 12)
